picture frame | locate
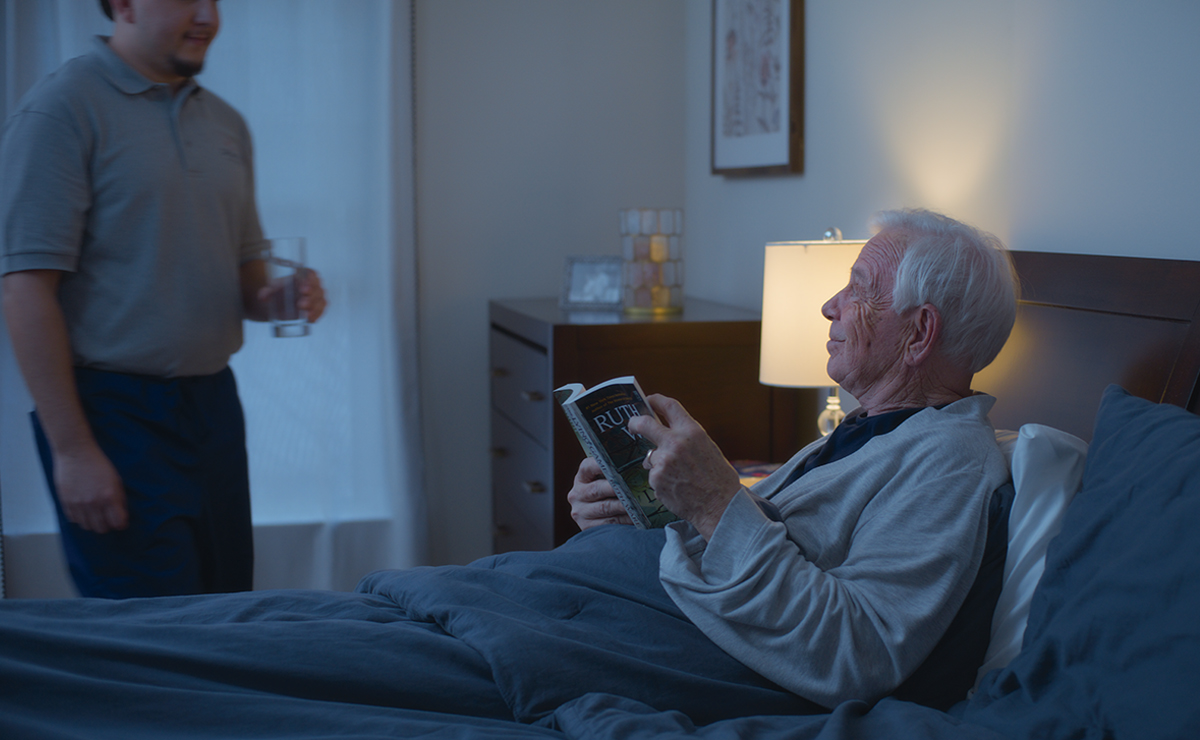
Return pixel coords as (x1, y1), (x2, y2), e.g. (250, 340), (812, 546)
(560, 256), (624, 310)
(711, 0), (804, 176)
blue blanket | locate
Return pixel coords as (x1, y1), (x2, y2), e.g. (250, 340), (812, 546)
(357, 526), (819, 723)
(0, 526), (812, 739)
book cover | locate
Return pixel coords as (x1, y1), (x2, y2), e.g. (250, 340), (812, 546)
(554, 376), (679, 528)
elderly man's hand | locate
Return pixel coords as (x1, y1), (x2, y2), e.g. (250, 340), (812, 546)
(568, 457), (634, 529)
(627, 394), (741, 540)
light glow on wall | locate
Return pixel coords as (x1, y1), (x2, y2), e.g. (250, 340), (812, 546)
(852, 7), (1015, 215)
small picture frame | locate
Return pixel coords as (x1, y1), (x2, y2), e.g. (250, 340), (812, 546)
(711, 0), (804, 176)
(561, 256), (623, 310)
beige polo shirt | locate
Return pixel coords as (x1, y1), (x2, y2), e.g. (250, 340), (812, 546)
(0, 36), (265, 377)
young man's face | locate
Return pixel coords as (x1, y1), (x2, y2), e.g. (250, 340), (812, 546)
(115, 0), (220, 82)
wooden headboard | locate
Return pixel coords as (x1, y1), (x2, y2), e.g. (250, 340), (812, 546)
(974, 251), (1200, 441)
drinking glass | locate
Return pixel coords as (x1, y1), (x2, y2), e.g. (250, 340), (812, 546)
(266, 236), (311, 338)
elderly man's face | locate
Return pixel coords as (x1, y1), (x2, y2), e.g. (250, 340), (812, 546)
(821, 231), (911, 398)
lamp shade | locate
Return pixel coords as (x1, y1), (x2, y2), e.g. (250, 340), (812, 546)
(759, 240), (866, 387)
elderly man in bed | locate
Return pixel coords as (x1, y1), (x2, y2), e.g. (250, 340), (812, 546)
(570, 207), (1018, 710)
(0, 209), (1018, 736)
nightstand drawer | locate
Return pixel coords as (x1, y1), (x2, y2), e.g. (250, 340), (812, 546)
(491, 410), (553, 552)
(490, 328), (551, 445)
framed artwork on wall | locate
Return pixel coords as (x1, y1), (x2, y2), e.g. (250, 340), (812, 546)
(560, 256), (623, 310)
(711, 0), (804, 176)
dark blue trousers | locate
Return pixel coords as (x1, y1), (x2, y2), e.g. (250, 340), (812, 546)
(32, 366), (253, 598)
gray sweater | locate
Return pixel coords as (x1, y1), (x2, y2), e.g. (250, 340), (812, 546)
(0, 37), (264, 377)
(659, 394), (1008, 709)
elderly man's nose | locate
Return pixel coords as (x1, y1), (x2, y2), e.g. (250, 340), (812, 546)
(821, 291), (840, 320)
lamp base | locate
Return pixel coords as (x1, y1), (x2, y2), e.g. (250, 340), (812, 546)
(817, 387), (845, 436)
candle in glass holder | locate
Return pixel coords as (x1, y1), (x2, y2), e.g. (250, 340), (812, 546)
(619, 208), (683, 314)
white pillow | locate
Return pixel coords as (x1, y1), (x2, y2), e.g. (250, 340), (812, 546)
(973, 424), (1088, 690)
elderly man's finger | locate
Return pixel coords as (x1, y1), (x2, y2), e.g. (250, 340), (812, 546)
(574, 480), (615, 503)
(627, 417), (665, 443)
(645, 393), (697, 428)
(574, 457), (605, 483)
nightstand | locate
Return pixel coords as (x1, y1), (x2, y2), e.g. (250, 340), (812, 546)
(488, 297), (813, 553)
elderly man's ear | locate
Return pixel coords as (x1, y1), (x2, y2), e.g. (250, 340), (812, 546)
(902, 304), (943, 367)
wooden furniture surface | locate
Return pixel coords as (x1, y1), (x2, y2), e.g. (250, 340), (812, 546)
(975, 250), (1200, 438)
(488, 297), (809, 553)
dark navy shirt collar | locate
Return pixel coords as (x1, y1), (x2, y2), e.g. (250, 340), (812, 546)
(788, 405), (931, 485)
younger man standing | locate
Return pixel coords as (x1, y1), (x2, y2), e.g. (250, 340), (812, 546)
(0, 0), (326, 597)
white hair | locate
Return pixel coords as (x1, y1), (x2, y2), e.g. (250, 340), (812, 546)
(869, 209), (1019, 373)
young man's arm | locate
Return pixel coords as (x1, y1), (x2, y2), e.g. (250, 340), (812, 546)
(2, 269), (127, 533)
(239, 258), (270, 321)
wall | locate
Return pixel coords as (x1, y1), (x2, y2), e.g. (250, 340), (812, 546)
(415, 1), (687, 564)
(417, 0), (1199, 566)
(682, 0), (1200, 313)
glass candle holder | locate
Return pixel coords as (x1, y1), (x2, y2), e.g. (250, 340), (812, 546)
(619, 208), (683, 314)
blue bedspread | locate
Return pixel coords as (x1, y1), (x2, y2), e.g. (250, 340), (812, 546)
(360, 525), (821, 724)
(0, 526), (811, 739)
(548, 693), (1008, 739)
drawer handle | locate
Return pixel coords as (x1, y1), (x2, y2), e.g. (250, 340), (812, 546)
(491, 367), (509, 378)
(523, 481), (547, 494)
(520, 390), (545, 402)
(491, 447), (507, 459)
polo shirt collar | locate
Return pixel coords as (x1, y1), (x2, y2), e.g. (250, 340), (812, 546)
(91, 35), (199, 97)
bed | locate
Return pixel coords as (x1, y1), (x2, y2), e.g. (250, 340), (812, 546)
(1, 250), (1198, 740)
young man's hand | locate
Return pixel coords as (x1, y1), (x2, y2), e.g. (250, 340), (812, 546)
(54, 443), (128, 533)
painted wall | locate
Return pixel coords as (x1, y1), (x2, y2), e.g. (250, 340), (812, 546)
(418, 0), (1199, 566)
(683, 0), (1200, 313)
(415, 1), (687, 564)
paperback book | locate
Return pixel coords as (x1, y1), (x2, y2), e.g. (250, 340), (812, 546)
(553, 376), (678, 528)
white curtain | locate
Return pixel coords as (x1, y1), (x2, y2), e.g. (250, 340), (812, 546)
(0, 0), (424, 596)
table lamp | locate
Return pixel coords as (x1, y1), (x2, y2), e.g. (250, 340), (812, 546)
(759, 233), (865, 436)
